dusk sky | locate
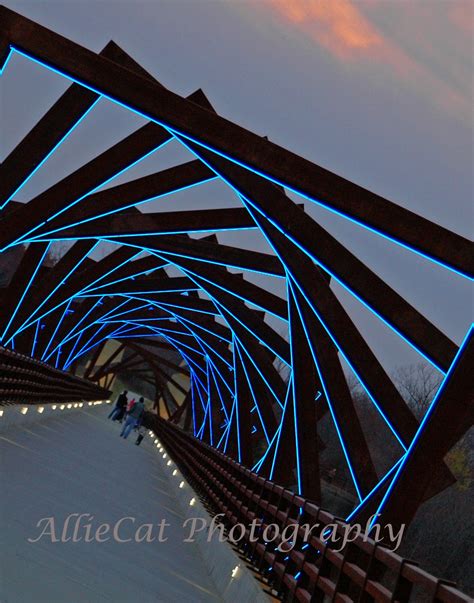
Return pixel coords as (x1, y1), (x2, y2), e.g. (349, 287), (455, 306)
(1, 0), (472, 372)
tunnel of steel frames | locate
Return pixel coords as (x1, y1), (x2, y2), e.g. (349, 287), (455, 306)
(0, 6), (473, 602)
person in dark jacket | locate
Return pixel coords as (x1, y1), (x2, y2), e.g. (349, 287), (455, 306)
(120, 397), (145, 439)
(108, 390), (128, 422)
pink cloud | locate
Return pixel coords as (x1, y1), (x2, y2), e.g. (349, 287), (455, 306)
(261, 0), (471, 121)
(449, 2), (473, 34)
(264, 0), (384, 60)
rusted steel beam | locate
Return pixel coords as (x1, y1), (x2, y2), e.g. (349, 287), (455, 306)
(156, 252), (287, 319)
(159, 265), (290, 363)
(89, 343), (125, 381)
(287, 283), (322, 502)
(37, 206), (256, 240)
(82, 276), (198, 296)
(0, 41), (129, 209)
(102, 233), (284, 277)
(0, 243), (48, 340)
(48, 246), (138, 303)
(169, 389), (191, 424)
(82, 255), (167, 292)
(5, 240), (96, 338)
(93, 352), (143, 379)
(118, 341), (190, 376)
(83, 340), (106, 379)
(251, 208), (454, 499)
(184, 142), (458, 373)
(217, 308), (286, 419)
(29, 160), (216, 237)
(1, 5), (469, 275)
(142, 293), (217, 315)
(377, 330), (473, 529)
(293, 282), (379, 497)
(0, 127), (170, 252)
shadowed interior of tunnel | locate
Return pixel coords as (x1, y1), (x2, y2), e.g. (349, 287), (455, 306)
(0, 5), (472, 602)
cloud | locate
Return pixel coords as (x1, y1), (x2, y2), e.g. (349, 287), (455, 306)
(261, 0), (472, 122)
(264, 0), (384, 60)
(449, 2), (473, 34)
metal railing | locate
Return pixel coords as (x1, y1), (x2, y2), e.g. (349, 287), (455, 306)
(147, 415), (471, 603)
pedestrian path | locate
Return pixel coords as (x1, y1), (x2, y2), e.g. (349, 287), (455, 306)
(0, 405), (223, 602)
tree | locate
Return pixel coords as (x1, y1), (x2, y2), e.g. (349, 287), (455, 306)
(44, 241), (71, 267)
(446, 442), (472, 491)
(392, 362), (442, 418)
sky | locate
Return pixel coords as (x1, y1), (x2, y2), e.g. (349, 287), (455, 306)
(1, 0), (472, 373)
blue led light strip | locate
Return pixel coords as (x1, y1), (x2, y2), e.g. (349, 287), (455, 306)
(40, 299), (72, 360)
(269, 381), (292, 481)
(240, 194), (448, 374)
(369, 325), (473, 527)
(286, 278), (302, 496)
(0, 47), (14, 76)
(6, 47), (468, 279)
(288, 276), (363, 502)
(0, 98), (101, 211)
(151, 250), (286, 323)
(5, 241), (100, 344)
(28, 176), (219, 240)
(234, 340), (271, 445)
(238, 197), (407, 450)
(1, 241), (52, 343)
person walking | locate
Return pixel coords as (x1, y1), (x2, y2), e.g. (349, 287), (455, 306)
(120, 397), (145, 439)
(108, 390), (128, 421)
(134, 412), (145, 446)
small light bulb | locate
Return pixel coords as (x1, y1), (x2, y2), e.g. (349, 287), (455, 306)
(21, 407), (28, 415)
(179, 481), (184, 489)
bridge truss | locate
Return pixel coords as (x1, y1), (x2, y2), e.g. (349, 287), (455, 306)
(0, 6), (472, 541)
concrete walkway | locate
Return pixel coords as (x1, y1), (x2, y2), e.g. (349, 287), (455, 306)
(0, 406), (223, 602)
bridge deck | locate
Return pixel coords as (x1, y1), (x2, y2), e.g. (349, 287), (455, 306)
(0, 406), (223, 602)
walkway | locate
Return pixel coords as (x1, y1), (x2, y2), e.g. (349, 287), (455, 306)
(0, 406), (223, 602)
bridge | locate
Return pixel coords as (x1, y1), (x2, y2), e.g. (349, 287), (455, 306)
(0, 6), (472, 602)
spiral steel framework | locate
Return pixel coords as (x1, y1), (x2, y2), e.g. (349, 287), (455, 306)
(0, 6), (473, 543)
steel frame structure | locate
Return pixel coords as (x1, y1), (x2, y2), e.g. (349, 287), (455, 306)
(0, 5), (473, 547)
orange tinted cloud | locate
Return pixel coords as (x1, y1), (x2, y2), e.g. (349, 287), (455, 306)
(449, 2), (473, 34)
(261, 0), (471, 121)
(265, 0), (384, 59)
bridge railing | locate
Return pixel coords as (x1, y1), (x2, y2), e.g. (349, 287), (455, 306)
(0, 346), (111, 405)
(148, 415), (471, 603)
